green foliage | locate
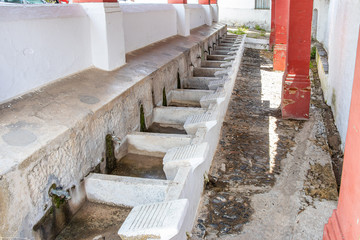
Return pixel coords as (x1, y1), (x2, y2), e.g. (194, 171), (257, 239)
(229, 27), (246, 35)
(310, 46), (317, 59)
(240, 24), (249, 30)
(255, 24), (266, 32)
(309, 61), (314, 69)
(140, 104), (146, 132)
(48, 184), (66, 209)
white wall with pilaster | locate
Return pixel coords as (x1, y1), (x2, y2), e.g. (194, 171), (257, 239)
(218, 0), (271, 30)
(0, 2), (215, 104)
(0, 5), (92, 104)
(120, 4), (177, 53)
(313, 0), (360, 149)
(188, 4), (207, 29)
(313, 0), (330, 51)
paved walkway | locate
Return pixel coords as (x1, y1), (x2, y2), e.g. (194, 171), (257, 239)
(191, 46), (338, 240)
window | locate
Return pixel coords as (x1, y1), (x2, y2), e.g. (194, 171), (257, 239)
(255, 0), (270, 9)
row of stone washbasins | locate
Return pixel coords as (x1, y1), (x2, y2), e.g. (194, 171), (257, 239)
(46, 33), (246, 240)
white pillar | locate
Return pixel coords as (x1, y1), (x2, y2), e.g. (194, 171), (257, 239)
(173, 4), (191, 37)
(210, 4), (218, 22)
(201, 5), (213, 26)
(81, 3), (126, 71)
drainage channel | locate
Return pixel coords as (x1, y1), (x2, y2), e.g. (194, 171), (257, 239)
(49, 33), (246, 240)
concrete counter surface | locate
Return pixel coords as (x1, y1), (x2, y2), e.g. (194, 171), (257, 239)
(0, 23), (227, 239)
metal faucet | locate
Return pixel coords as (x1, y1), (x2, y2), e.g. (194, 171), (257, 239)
(50, 187), (71, 200)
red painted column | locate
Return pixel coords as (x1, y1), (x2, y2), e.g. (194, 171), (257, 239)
(198, 0), (209, 4)
(210, 0), (217, 3)
(281, 0), (313, 119)
(273, 0), (289, 71)
(323, 28), (360, 240)
(269, 0), (276, 49)
(168, 0), (187, 3)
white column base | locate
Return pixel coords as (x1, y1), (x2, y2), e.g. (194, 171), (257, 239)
(201, 4), (213, 26)
(81, 3), (126, 71)
(173, 4), (191, 37)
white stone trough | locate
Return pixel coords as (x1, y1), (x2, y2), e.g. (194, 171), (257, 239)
(168, 89), (213, 107)
(86, 34), (247, 240)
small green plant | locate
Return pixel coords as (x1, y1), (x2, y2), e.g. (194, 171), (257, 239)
(162, 87), (167, 106)
(240, 24), (249, 30)
(48, 184), (67, 208)
(203, 173), (209, 185)
(140, 104), (146, 132)
(229, 27), (246, 35)
(255, 24), (266, 32)
(309, 61), (314, 69)
(310, 46), (316, 59)
(260, 32), (266, 37)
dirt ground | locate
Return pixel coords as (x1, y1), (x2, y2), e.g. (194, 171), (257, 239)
(191, 46), (341, 240)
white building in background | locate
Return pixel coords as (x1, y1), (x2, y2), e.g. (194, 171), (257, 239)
(312, 0), (360, 149)
(218, 0), (270, 30)
(132, 0), (271, 30)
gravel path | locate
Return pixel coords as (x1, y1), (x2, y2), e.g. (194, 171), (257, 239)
(191, 46), (339, 240)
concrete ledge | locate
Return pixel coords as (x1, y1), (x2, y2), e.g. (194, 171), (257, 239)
(208, 79), (226, 90)
(118, 199), (189, 240)
(0, 23), (227, 238)
(183, 77), (221, 89)
(163, 143), (208, 180)
(184, 113), (217, 135)
(127, 132), (193, 157)
(245, 37), (269, 50)
(169, 89), (213, 107)
(85, 173), (172, 207)
(152, 106), (207, 125)
(200, 88), (226, 108)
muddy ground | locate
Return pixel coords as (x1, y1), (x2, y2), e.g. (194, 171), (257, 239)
(191, 46), (341, 240)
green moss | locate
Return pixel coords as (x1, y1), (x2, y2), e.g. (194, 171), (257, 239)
(140, 104), (146, 132)
(177, 72), (181, 89)
(229, 28), (246, 35)
(106, 134), (116, 172)
(255, 24), (265, 31)
(240, 24), (249, 30)
(162, 87), (167, 106)
(48, 184), (66, 209)
(310, 46), (316, 59)
(309, 61), (314, 69)
(203, 173), (209, 186)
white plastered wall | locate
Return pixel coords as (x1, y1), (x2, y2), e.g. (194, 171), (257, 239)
(0, 2), (212, 104)
(313, 0), (330, 51)
(188, 4), (207, 29)
(120, 3), (177, 53)
(0, 5), (92, 104)
(314, 0), (360, 149)
(218, 0), (271, 30)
